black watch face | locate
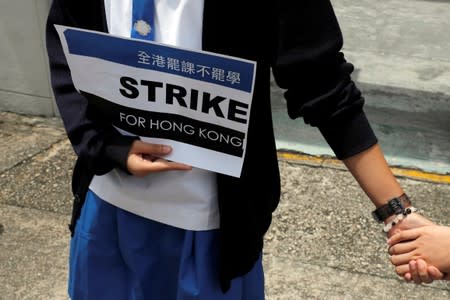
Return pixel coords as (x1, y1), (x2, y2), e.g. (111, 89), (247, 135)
(371, 211), (382, 222)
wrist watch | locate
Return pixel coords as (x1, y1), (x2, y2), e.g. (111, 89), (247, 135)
(372, 194), (412, 223)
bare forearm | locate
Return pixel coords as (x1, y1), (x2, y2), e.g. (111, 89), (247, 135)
(343, 143), (404, 208)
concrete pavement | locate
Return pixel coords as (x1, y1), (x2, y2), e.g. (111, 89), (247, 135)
(0, 112), (449, 300)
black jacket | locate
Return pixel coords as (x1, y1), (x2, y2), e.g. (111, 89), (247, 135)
(46, 0), (377, 291)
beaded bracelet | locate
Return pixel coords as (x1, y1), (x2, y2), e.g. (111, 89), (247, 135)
(383, 207), (420, 233)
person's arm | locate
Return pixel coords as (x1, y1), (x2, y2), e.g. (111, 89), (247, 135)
(46, 0), (190, 175)
(271, 0), (439, 280)
(388, 225), (450, 283)
(342, 143), (435, 227)
(343, 144), (448, 285)
(271, 0), (430, 217)
(272, 0), (379, 163)
(342, 144), (403, 206)
(46, 0), (130, 174)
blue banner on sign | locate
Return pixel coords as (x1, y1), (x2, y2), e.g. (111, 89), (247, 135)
(63, 29), (255, 93)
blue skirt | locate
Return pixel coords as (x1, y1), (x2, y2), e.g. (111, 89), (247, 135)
(68, 190), (265, 300)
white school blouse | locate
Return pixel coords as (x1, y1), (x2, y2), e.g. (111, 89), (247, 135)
(89, 0), (219, 230)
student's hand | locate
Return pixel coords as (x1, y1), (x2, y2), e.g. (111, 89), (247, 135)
(127, 140), (192, 177)
(401, 260), (450, 284)
(387, 225), (450, 283)
(386, 212), (434, 238)
(385, 214), (437, 284)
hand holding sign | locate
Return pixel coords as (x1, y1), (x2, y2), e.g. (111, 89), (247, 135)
(127, 140), (192, 177)
(56, 25), (256, 177)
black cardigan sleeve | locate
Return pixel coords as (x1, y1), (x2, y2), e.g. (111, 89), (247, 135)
(46, 0), (138, 174)
(271, 0), (378, 159)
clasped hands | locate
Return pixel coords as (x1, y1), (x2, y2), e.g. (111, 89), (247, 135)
(127, 141), (450, 284)
(386, 213), (450, 284)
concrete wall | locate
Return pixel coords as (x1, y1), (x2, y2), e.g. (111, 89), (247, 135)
(0, 0), (56, 116)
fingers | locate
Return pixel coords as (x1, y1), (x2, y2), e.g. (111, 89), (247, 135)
(407, 260), (437, 284)
(394, 264), (410, 276)
(427, 265), (445, 280)
(388, 241), (416, 256)
(387, 228), (421, 246)
(392, 259), (444, 284)
(393, 262), (435, 284)
(390, 252), (415, 266)
(404, 272), (412, 282)
(151, 158), (192, 171)
(127, 141), (192, 176)
(131, 140), (172, 156)
(414, 259), (433, 284)
(127, 154), (192, 177)
(409, 260), (421, 284)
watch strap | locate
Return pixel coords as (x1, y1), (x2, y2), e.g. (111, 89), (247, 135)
(372, 194), (412, 223)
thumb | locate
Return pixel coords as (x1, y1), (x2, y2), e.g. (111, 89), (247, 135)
(427, 265), (445, 280)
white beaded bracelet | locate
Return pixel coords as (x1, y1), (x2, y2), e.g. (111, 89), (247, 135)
(383, 207), (420, 233)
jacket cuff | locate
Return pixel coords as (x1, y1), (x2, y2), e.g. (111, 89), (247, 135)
(319, 110), (378, 160)
(104, 135), (140, 174)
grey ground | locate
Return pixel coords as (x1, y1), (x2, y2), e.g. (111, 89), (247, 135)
(0, 112), (449, 300)
(1, 0), (450, 299)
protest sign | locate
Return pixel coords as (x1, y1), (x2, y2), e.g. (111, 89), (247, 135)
(55, 25), (256, 177)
